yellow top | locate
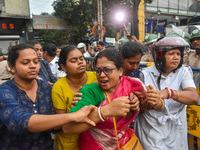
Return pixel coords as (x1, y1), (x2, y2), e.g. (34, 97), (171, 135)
(52, 71), (97, 150)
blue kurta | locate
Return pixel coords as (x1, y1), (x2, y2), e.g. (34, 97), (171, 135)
(0, 79), (54, 150)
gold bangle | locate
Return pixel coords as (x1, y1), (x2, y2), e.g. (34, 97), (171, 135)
(176, 91), (179, 100)
(101, 107), (107, 121)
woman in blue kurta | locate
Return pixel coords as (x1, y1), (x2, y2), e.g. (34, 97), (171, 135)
(0, 43), (96, 150)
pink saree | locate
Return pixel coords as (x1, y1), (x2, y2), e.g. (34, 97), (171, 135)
(79, 75), (146, 150)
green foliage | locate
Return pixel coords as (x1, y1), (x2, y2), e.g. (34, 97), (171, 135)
(45, 0), (154, 44)
(52, 0), (97, 44)
(34, 29), (70, 47)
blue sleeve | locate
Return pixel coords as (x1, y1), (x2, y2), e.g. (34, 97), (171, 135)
(0, 88), (33, 136)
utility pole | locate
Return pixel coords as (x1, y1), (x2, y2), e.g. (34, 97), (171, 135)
(100, 0), (103, 41)
(97, 0), (103, 41)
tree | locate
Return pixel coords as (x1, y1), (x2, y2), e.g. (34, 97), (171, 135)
(53, 0), (97, 44)
(102, 0), (153, 39)
(52, 0), (153, 43)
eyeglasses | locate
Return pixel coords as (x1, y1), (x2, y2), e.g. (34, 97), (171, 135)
(95, 68), (117, 76)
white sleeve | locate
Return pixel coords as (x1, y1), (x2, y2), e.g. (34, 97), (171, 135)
(181, 67), (196, 89)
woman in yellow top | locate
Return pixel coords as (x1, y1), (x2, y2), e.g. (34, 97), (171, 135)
(52, 45), (97, 150)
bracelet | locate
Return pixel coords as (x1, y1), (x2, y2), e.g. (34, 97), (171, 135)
(176, 91), (179, 101)
(170, 89), (174, 99)
(165, 87), (171, 99)
(98, 106), (105, 122)
(100, 107), (107, 121)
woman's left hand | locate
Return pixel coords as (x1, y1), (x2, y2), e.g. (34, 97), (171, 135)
(146, 85), (160, 106)
(129, 92), (140, 112)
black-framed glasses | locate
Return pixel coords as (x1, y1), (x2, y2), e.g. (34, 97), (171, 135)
(95, 68), (117, 76)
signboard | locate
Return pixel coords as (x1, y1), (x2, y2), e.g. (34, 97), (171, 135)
(105, 37), (115, 46)
(145, 19), (167, 33)
(0, 18), (23, 35)
(187, 105), (200, 138)
(33, 15), (70, 30)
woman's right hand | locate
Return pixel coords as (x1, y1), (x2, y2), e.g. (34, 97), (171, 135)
(71, 86), (83, 107)
(102, 96), (131, 117)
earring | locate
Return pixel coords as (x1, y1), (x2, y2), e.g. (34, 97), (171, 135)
(10, 69), (15, 74)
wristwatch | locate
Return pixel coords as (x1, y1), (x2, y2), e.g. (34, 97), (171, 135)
(3, 56), (6, 60)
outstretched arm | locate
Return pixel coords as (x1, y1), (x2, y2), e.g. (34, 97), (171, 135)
(62, 96), (131, 134)
(27, 105), (96, 132)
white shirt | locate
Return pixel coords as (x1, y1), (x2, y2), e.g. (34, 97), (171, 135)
(94, 49), (104, 57)
(134, 64), (195, 150)
(83, 51), (91, 58)
(49, 56), (66, 78)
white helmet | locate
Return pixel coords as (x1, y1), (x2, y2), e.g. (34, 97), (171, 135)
(77, 43), (86, 52)
(91, 41), (97, 47)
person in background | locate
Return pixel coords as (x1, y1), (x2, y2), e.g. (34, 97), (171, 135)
(52, 45), (97, 150)
(94, 41), (105, 56)
(42, 43), (66, 79)
(121, 41), (143, 78)
(141, 34), (158, 62)
(184, 27), (200, 68)
(15, 41), (18, 45)
(77, 42), (92, 58)
(134, 36), (199, 150)
(123, 24), (144, 47)
(0, 54), (13, 84)
(8, 42), (13, 51)
(56, 47), (61, 58)
(27, 40), (57, 85)
(91, 41), (98, 53)
(115, 24), (143, 51)
(0, 43), (96, 150)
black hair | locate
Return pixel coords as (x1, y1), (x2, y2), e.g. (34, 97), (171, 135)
(97, 41), (104, 46)
(121, 41), (143, 59)
(58, 45), (82, 71)
(26, 40), (42, 47)
(93, 48), (123, 69)
(42, 43), (57, 57)
(8, 43), (36, 67)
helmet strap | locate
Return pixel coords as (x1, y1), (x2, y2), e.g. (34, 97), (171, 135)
(157, 73), (162, 90)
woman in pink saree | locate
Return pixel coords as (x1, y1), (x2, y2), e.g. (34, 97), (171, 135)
(65, 49), (146, 149)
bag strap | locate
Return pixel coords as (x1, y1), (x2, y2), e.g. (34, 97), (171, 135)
(104, 92), (121, 150)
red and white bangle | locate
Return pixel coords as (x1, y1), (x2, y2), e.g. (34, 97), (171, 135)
(165, 87), (171, 99)
(98, 106), (105, 122)
(170, 89), (174, 99)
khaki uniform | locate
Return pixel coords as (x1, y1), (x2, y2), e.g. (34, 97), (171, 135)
(141, 53), (154, 62)
(184, 49), (200, 67)
(184, 49), (200, 105)
(0, 60), (12, 84)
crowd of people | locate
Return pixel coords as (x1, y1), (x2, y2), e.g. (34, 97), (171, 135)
(0, 25), (200, 150)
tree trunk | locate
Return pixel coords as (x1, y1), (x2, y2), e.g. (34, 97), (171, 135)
(131, 0), (141, 39)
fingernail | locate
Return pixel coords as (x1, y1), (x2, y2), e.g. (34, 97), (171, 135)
(130, 97), (133, 100)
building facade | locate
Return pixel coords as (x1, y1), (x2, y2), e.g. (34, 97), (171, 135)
(145, 0), (200, 36)
(0, 0), (31, 50)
